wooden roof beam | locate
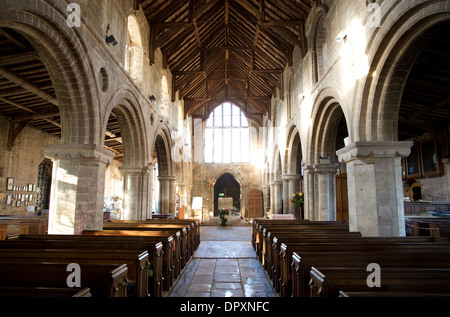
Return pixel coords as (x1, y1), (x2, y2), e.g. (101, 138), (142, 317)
(0, 66), (57, 106)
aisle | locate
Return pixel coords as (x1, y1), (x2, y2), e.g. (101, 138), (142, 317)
(167, 225), (277, 297)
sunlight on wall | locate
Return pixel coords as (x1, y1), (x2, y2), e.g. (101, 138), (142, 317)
(300, 89), (313, 134)
(48, 164), (77, 234)
(340, 19), (369, 93)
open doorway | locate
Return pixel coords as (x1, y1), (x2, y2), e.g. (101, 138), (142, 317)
(214, 173), (241, 217)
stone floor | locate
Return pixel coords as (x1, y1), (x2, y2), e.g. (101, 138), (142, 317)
(167, 225), (277, 297)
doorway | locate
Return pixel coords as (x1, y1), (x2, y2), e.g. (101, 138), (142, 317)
(214, 173), (241, 217)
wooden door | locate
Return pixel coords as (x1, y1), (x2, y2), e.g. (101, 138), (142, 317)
(247, 189), (263, 218)
(336, 175), (349, 221)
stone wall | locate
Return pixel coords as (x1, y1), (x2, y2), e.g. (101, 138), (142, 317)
(0, 116), (59, 215)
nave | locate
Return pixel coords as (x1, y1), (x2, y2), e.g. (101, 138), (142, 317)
(168, 225), (277, 297)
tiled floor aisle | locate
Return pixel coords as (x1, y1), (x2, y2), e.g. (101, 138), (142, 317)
(167, 225), (277, 297)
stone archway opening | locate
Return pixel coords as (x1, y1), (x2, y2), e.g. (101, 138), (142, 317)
(214, 173), (241, 217)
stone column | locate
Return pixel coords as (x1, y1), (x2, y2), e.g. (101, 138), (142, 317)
(120, 164), (152, 220)
(314, 164), (339, 221)
(281, 175), (290, 214)
(281, 174), (300, 216)
(158, 175), (176, 215)
(302, 164), (315, 220)
(44, 144), (115, 234)
(262, 184), (270, 215)
(337, 141), (413, 237)
(270, 180), (282, 214)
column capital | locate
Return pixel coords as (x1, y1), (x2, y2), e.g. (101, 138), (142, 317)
(313, 164), (338, 174)
(119, 164), (152, 174)
(158, 175), (177, 182)
(281, 174), (301, 181)
(269, 180), (282, 186)
(336, 141), (413, 163)
(44, 144), (115, 164)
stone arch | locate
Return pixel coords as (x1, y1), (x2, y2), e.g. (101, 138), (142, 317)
(207, 166), (247, 217)
(357, 1), (450, 142)
(151, 125), (175, 215)
(0, 1), (100, 145)
(310, 4), (329, 84)
(103, 89), (149, 166)
(103, 89), (151, 220)
(307, 88), (350, 221)
(285, 125), (303, 175)
(153, 125), (174, 177)
(308, 87), (350, 164)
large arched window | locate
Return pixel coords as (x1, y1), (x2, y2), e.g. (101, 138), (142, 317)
(205, 103), (249, 163)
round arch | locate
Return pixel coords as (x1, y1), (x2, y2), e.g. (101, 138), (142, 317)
(103, 89), (149, 166)
(356, 1), (450, 142)
(0, 1), (100, 145)
(308, 87), (350, 165)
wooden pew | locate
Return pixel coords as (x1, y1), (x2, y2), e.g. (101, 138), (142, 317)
(107, 218), (201, 249)
(261, 227), (358, 266)
(0, 215), (48, 235)
(338, 290), (450, 297)
(0, 238), (163, 297)
(83, 229), (184, 279)
(102, 222), (193, 261)
(270, 236), (439, 287)
(291, 249), (450, 298)
(0, 286), (92, 297)
(0, 248), (152, 297)
(252, 219), (312, 249)
(0, 224), (6, 240)
(18, 233), (174, 292)
(310, 266), (450, 297)
(0, 262), (128, 297)
(254, 221), (351, 260)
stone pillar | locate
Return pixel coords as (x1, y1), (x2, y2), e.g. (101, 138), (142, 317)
(158, 175), (176, 214)
(270, 180), (282, 214)
(120, 164), (152, 220)
(262, 184), (270, 215)
(337, 141), (413, 237)
(282, 174), (300, 216)
(314, 164), (339, 221)
(302, 164), (315, 220)
(281, 175), (290, 214)
(44, 144), (115, 234)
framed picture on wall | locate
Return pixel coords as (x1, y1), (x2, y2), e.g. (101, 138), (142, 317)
(28, 184), (33, 191)
(16, 200), (21, 207)
(6, 195), (12, 206)
(6, 178), (14, 191)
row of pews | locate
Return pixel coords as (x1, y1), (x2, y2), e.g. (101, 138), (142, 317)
(0, 215), (48, 238)
(253, 219), (450, 298)
(0, 217), (199, 298)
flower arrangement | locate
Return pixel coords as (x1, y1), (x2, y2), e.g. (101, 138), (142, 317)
(291, 192), (304, 207)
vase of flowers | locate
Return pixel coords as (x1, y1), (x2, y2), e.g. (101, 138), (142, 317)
(291, 192), (304, 207)
(291, 192), (304, 219)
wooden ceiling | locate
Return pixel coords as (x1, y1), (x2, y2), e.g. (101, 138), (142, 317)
(140, 0), (314, 122)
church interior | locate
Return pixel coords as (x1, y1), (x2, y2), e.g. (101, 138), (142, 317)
(0, 0), (450, 300)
